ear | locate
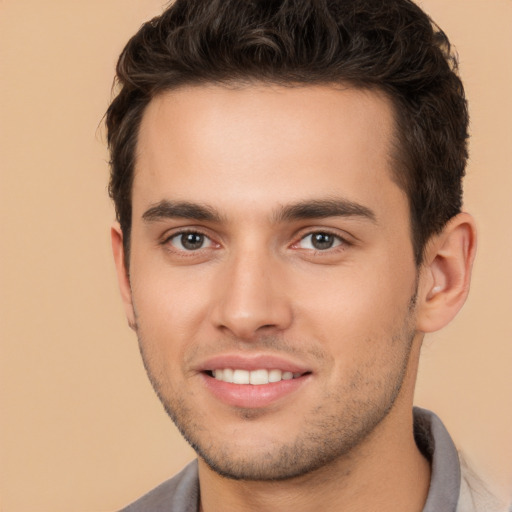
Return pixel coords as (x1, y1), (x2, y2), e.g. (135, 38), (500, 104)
(111, 223), (136, 330)
(416, 213), (477, 333)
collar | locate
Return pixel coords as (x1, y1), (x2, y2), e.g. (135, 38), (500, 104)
(413, 406), (461, 512)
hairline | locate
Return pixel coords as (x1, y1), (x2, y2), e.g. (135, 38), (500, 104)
(122, 79), (429, 269)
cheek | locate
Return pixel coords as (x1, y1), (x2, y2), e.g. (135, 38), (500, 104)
(130, 266), (213, 366)
(132, 254), (212, 319)
(291, 264), (416, 356)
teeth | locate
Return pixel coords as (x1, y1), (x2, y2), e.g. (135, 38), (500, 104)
(268, 369), (282, 383)
(232, 369), (250, 384)
(249, 369), (268, 385)
(211, 368), (302, 385)
(223, 368), (234, 383)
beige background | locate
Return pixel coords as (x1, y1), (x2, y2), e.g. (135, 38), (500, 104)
(0, 1), (511, 510)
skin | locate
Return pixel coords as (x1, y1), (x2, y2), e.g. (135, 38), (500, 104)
(112, 84), (476, 512)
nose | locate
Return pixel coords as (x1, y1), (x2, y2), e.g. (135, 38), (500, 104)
(211, 249), (293, 340)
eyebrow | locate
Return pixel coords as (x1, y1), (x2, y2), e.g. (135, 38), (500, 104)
(142, 200), (223, 223)
(142, 197), (376, 224)
(273, 198), (377, 223)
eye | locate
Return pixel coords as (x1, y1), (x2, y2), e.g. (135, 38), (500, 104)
(297, 232), (343, 250)
(169, 231), (213, 251)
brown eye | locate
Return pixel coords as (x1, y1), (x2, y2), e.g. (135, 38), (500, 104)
(170, 232), (211, 251)
(298, 232), (342, 250)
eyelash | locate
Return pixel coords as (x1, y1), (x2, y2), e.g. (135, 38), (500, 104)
(162, 228), (350, 255)
(293, 230), (350, 253)
(162, 229), (215, 252)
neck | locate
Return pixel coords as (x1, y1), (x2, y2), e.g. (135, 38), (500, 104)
(198, 407), (430, 512)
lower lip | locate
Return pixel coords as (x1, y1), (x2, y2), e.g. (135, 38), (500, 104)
(201, 373), (310, 408)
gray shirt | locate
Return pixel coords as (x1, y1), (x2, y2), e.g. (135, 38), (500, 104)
(119, 407), (504, 512)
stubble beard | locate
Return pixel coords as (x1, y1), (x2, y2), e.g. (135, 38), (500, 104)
(134, 296), (418, 482)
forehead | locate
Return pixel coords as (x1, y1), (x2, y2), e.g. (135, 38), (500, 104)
(134, 84), (402, 218)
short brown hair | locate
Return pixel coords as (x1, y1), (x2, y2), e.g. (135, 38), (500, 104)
(106, 0), (468, 265)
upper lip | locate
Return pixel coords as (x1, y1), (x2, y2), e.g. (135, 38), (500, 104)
(197, 353), (311, 374)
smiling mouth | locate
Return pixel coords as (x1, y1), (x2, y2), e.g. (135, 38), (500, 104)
(205, 368), (308, 385)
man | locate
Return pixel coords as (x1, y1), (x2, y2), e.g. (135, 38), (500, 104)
(106, 0), (504, 510)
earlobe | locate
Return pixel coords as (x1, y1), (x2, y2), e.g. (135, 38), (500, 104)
(416, 213), (477, 333)
(111, 224), (136, 330)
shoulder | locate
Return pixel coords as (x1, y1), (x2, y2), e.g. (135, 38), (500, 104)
(118, 460), (199, 512)
(413, 407), (507, 512)
(456, 455), (508, 512)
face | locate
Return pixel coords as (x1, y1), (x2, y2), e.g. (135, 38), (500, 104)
(119, 84), (422, 480)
